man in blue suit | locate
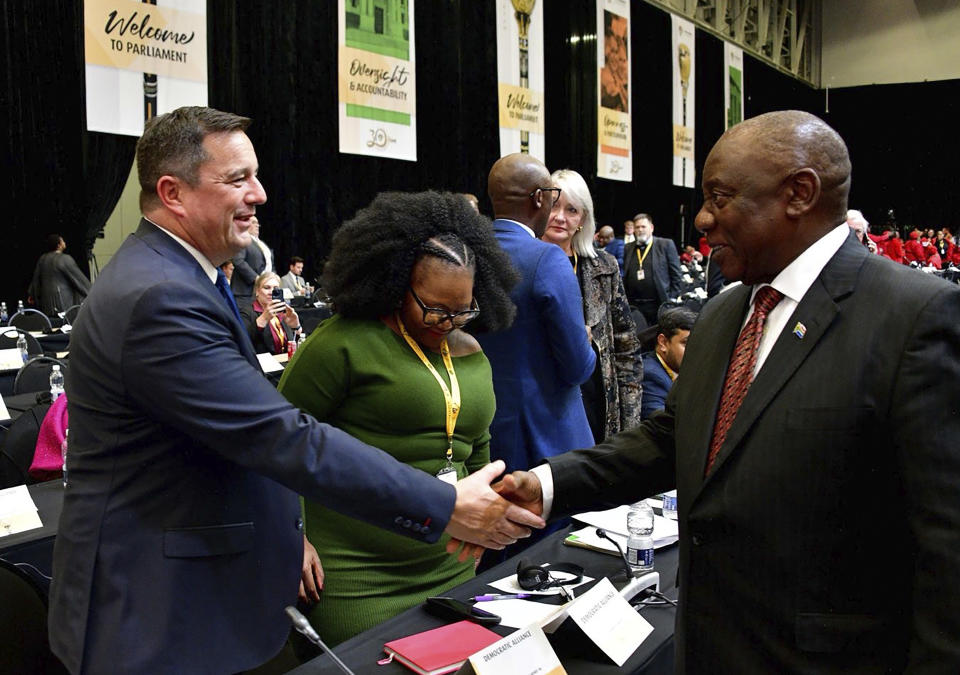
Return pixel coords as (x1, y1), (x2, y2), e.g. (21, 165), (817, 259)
(477, 153), (596, 473)
(596, 225), (625, 271)
(48, 108), (542, 674)
(640, 307), (695, 419)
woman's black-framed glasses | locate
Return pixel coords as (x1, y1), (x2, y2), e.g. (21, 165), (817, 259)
(409, 288), (480, 328)
(530, 187), (562, 205)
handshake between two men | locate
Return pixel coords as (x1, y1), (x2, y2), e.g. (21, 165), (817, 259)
(446, 461), (544, 562)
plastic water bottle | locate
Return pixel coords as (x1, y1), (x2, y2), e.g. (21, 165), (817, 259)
(17, 299), (24, 312)
(16, 332), (28, 363)
(49, 364), (65, 400)
(0, 302), (7, 324)
(661, 490), (678, 520)
(626, 501), (655, 574)
(61, 429), (69, 487)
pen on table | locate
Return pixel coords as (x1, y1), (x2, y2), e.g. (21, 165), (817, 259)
(472, 593), (532, 602)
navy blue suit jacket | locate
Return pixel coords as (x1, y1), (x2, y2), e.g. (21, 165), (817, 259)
(49, 220), (455, 674)
(603, 238), (625, 270)
(476, 220), (595, 472)
(640, 352), (672, 420)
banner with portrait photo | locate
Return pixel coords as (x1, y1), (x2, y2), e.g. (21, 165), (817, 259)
(84, 0), (207, 136)
(724, 43), (744, 130)
(596, 0), (631, 181)
(338, 0), (417, 162)
(671, 15), (695, 188)
(496, 0), (545, 160)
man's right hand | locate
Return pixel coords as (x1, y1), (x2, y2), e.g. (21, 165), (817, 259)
(444, 461), (545, 549)
(493, 470), (544, 517)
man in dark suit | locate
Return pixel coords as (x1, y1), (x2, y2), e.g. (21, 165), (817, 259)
(640, 306), (695, 420)
(496, 111), (960, 672)
(28, 234), (91, 315)
(623, 213), (682, 326)
(230, 215), (270, 304)
(49, 107), (542, 674)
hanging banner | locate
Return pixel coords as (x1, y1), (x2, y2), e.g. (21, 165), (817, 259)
(84, 0), (207, 136)
(496, 0), (545, 160)
(671, 15), (695, 188)
(338, 0), (417, 162)
(597, 0), (631, 181)
(724, 43), (744, 130)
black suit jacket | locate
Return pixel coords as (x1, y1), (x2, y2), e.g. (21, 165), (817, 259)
(28, 251), (91, 315)
(240, 302), (297, 355)
(548, 235), (960, 672)
(623, 237), (682, 304)
(231, 239), (268, 300)
(49, 220), (455, 673)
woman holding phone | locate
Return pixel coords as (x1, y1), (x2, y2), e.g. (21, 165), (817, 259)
(240, 271), (302, 354)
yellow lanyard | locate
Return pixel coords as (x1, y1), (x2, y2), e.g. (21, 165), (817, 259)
(572, 251), (579, 275)
(395, 313), (461, 462)
(636, 241), (653, 268)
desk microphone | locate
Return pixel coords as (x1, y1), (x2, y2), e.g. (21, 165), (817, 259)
(596, 528), (633, 580)
(285, 606), (355, 675)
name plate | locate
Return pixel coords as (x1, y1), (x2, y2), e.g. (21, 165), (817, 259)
(565, 577), (653, 667)
(469, 625), (565, 675)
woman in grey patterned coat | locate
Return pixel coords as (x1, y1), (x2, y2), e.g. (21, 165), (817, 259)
(541, 169), (642, 441)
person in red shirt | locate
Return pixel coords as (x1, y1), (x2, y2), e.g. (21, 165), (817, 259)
(904, 230), (925, 264)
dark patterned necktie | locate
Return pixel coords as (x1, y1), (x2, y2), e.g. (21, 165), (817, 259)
(705, 286), (784, 475)
(215, 269), (243, 323)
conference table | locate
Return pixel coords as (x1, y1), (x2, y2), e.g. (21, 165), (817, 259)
(291, 524), (678, 675)
(0, 479), (63, 592)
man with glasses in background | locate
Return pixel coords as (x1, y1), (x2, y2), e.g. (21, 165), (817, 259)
(476, 154), (596, 567)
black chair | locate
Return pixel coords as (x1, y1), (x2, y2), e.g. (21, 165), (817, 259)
(0, 559), (68, 674)
(61, 304), (82, 324)
(14, 357), (67, 395)
(8, 309), (52, 333)
(0, 328), (43, 358)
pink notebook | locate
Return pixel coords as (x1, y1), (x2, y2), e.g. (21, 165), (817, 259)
(381, 620), (502, 675)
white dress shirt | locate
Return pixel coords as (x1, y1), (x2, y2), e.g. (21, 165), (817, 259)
(533, 222), (850, 517)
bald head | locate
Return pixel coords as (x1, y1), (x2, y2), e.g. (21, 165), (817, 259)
(597, 226), (615, 246)
(718, 110), (851, 223)
(696, 111), (853, 285)
(488, 153), (554, 236)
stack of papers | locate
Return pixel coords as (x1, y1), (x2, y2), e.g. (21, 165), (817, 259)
(0, 485), (43, 537)
(566, 504), (679, 556)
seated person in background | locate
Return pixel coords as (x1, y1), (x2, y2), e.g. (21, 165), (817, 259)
(278, 190), (518, 646)
(240, 271), (301, 355)
(641, 307), (696, 419)
(219, 259), (234, 283)
(280, 255), (310, 296)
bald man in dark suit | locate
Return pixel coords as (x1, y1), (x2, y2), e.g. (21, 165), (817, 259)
(496, 111), (960, 672)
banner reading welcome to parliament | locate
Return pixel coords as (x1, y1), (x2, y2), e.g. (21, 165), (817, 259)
(338, 0), (417, 162)
(596, 0), (631, 182)
(84, 0), (207, 136)
(496, 0), (545, 160)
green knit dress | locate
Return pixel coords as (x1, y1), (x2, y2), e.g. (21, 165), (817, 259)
(277, 315), (494, 645)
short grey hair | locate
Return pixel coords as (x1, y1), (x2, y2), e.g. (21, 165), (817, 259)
(551, 169), (597, 259)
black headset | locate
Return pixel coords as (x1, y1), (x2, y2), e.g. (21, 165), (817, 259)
(515, 560), (584, 591)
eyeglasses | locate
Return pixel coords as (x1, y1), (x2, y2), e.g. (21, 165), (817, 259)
(409, 288), (480, 328)
(530, 187), (562, 206)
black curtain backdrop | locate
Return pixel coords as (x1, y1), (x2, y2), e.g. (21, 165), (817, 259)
(3, 0), (959, 305)
(1, 0), (136, 308)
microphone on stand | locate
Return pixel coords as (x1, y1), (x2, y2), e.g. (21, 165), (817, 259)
(285, 606), (355, 675)
(596, 528), (633, 580)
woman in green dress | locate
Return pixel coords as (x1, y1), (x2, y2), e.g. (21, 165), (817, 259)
(278, 191), (518, 646)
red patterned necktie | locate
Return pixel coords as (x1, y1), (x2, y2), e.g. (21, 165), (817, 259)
(705, 286), (784, 475)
